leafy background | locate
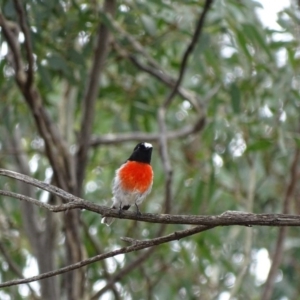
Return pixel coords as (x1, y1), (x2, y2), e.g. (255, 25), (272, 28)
(0, 0), (300, 299)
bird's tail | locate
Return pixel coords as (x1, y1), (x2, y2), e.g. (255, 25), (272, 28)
(101, 216), (115, 226)
(101, 203), (117, 226)
(101, 204), (131, 226)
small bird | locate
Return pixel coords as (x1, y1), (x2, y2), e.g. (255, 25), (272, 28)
(102, 142), (153, 226)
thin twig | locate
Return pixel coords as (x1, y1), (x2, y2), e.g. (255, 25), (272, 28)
(92, 245), (158, 299)
(81, 220), (122, 300)
(90, 117), (206, 146)
(13, 0), (34, 87)
(0, 169), (80, 202)
(156, 0), (214, 214)
(128, 54), (202, 109)
(128, 52), (220, 112)
(92, 212), (170, 297)
(0, 13), (25, 84)
(163, 0), (214, 108)
(0, 242), (40, 299)
(106, 12), (218, 113)
(157, 107), (173, 214)
(112, 40), (203, 112)
(0, 225), (213, 288)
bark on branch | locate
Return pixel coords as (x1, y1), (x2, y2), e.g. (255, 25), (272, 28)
(1, 167), (300, 290)
(1, 168), (300, 227)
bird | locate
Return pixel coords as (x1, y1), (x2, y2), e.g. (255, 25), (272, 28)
(102, 142), (153, 226)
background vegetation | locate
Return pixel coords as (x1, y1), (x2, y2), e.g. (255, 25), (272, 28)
(0, 0), (300, 299)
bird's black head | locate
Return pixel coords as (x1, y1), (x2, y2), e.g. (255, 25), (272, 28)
(128, 142), (153, 164)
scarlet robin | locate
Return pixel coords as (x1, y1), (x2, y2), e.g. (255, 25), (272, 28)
(102, 142), (153, 225)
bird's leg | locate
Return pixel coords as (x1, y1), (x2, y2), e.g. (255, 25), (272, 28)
(118, 202), (123, 217)
(135, 203), (141, 216)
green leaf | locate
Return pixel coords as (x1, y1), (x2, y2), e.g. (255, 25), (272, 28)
(242, 23), (273, 61)
(236, 29), (252, 61)
(47, 54), (68, 71)
(141, 14), (157, 36)
(37, 63), (53, 90)
(294, 137), (300, 149)
(246, 139), (273, 152)
(3, 0), (16, 18)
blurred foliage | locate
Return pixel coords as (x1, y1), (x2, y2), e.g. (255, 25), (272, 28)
(1, 0), (300, 299)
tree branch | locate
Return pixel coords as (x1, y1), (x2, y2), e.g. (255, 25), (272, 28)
(80, 220), (121, 300)
(2, 5), (83, 297)
(1, 3), (76, 197)
(75, 0), (116, 196)
(157, 107), (173, 214)
(91, 246), (158, 299)
(112, 40), (205, 113)
(13, 0), (34, 87)
(6, 128), (59, 299)
(0, 13), (25, 85)
(102, 9), (218, 113)
(2, 166), (300, 290)
(0, 225), (212, 288)
(0, 11), (73, 192)
(0, 169), (79, 202)
(89, 117), (206, 146)
(2, 169), (300, 227)
(163, 0), (214, 108)
(261, 147), (300, 300)
(128, 54), (201, 108)
(154, 1), (214, 217)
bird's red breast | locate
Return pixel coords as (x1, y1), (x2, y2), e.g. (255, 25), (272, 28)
(118, 161), (153, 193)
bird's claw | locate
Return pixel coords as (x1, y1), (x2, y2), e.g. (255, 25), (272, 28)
(135, 203), (142, 216)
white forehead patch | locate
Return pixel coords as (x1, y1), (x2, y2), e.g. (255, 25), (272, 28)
(143, 142), (152, 149)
